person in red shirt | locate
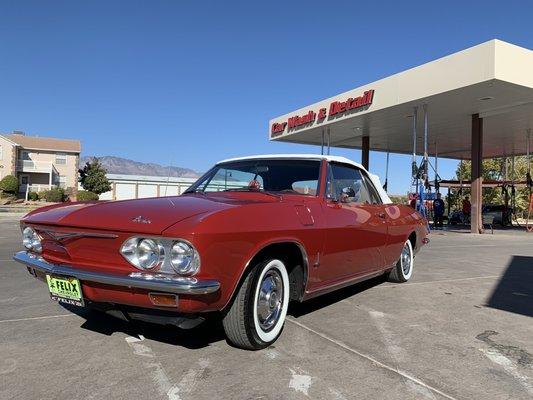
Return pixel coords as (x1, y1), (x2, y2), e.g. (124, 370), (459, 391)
(462, 196), (471, 218)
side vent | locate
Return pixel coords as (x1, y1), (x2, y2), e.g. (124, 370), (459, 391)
(294, 205), (314, 226)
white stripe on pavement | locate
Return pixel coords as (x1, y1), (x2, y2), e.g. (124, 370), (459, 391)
(0, 314), (76, 323)
(376, 275), (499, 288)
(287, 318), (459, 400)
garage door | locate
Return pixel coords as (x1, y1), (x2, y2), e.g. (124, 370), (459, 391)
(138, 184), (158, 198)
(115, 183), (136, 200)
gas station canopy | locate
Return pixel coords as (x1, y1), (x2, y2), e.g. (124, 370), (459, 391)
(269, 40), (533, 160)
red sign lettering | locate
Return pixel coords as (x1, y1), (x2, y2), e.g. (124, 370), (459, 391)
(271, 122), (287, 137)
(270, 90), (374, 137)
(328, 90), (374, 117)
(287, 110), (316, 129)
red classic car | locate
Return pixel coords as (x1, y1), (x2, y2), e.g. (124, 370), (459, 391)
(14, 154), (428, 350)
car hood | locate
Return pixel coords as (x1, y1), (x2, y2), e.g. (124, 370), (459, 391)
(23, 195), (234, 235)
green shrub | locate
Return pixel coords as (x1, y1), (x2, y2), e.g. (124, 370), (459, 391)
(63, 187), (75, 201)
(37, 191), (47, 201)
(0, 175), (19, 194)
(77, 190), (99, 201)
(42, 187), (65, 203)
(28, 191), (39, 201)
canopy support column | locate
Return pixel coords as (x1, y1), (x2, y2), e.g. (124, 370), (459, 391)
(434, 141), (439, 193)
(361, 135), (369, 170)
(423, 104), (429, 181)
(471, 113), (483, 234)
(384, 151), (390, 192)
(327, 127), (331, 155)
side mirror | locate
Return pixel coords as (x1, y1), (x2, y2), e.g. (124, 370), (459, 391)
(342, 187), (356, 198)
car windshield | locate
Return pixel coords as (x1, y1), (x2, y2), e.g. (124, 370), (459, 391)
(185, 159), (321, 195)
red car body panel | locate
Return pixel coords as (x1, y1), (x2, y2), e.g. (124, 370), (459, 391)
(19, 159), (428, 314)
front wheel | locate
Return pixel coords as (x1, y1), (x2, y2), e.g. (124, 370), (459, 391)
(222, 258), (289, 350)
(388, 239), (414, 283)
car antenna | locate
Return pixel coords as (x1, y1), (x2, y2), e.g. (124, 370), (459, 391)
(164, 157), (172, 196)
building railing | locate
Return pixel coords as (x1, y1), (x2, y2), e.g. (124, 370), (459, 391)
(16, 160), (55, 173)
(24, 184), (58, 201)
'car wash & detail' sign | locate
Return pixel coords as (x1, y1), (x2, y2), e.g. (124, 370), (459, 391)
(271, 89), (374, 137)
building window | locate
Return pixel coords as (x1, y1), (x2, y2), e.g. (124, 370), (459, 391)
(59, 175), (67, 188)
(55, 153), (67, 165)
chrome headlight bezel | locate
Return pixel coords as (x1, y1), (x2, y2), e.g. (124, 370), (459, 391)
(169, 240), (201, 276)
(120, 237), (200, 276)
(22, 226), (42, 253)
(120, 237), (165, 271)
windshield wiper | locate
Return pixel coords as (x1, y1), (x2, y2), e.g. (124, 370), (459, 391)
(223, 188), (282, 200)
(182, 188), (207, 196)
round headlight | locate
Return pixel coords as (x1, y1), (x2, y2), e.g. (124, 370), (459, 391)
(137, 239), (162, 270)
(22, 227), (42, 253)
(120, 237), (164, 270)
(170, 241), (200, 276)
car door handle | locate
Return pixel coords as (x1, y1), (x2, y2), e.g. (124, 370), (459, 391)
(375, 212), (386, 219)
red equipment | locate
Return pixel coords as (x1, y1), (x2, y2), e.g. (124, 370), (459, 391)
(527, 193), (533, 232)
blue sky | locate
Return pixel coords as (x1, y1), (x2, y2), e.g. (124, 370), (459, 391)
(1, 1), (532, 194)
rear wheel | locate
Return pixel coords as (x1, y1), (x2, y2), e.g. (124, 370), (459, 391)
(388, 239), (414, 283)
(222, 258), (289, 350)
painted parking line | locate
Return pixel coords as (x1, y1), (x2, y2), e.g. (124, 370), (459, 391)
(287, 317), (459, 400)
(0, 314), (75, 323)
(428, 244), (498, 249)
(375, 275), (500, 288)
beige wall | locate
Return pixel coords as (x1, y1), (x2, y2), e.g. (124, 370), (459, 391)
(0, 136), (16, 181)
(18, 149), (79, 188)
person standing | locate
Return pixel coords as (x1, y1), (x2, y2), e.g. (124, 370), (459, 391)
(433, 192), (445, 228)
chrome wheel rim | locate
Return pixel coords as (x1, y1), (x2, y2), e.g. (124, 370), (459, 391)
(401, 243), (411, 276)
(256, 269), (283, 332)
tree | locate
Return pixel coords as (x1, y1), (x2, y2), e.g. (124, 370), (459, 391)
(78, 158), (112, 195)
(0, 175), (19, 195)
(453, 156), (532, 216)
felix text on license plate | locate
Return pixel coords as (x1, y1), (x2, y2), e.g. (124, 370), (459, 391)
(46, 275), (84, 307)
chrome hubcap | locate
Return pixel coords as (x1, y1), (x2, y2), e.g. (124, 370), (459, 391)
(256, 269), (283, 332)
(401, 243), (411, 276)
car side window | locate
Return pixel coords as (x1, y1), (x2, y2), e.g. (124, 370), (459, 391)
(326, 163), (373, 204)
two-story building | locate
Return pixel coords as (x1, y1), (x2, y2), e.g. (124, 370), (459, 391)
(0, 131), (81, 194)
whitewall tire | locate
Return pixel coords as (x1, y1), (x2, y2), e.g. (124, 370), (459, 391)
(388, 239), (414, 283)
(223, 258), (289, 350)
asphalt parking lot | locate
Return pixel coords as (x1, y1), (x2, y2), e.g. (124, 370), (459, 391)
(1, 215), (532, 400)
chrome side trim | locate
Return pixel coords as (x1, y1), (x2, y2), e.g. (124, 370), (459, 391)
(13, 251), (220, 295)
(37, 229), (119, 240)
(302, 269), (384, 301)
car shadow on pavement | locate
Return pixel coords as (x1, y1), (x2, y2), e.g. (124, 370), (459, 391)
(62, 305), (226, 349)
(289, 274), (387, 318)
(486, 255), (533, 318)
(60, 273), (389, 348)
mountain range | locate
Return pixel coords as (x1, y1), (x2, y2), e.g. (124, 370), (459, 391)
(80, 156), (200, 178)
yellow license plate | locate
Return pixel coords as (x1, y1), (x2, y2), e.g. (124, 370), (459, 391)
(46, 275), (84, 307)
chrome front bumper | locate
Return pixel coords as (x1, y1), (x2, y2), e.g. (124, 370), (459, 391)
(13, 251), (220, 295)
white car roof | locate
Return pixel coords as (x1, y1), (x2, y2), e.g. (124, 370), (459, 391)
(218, 154), (365, 170)
(217, 154), (392, 204)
